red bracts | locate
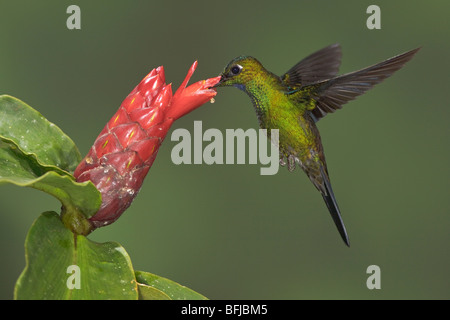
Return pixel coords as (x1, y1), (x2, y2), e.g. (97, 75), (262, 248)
(74, 62), (220, 228)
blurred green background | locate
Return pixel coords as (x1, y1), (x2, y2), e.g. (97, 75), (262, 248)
(1, 0), (449, 299)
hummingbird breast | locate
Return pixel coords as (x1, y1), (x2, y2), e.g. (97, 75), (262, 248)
(243, 71), (323, 167)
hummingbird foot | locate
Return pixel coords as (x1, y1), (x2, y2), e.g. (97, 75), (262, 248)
(287, 154), (297, 172)
(280, 153), (298, 172)
(279, 153), (287, 167)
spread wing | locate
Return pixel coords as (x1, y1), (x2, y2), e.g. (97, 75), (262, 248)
(303, 47), (420, 121)
(281, 44), (342, 88)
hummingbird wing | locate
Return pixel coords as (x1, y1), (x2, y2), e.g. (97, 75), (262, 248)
(306, 47), (421, 121)
(281, 44), (342, 87)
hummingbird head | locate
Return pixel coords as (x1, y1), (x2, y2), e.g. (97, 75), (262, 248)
(211, 56), (265, 92)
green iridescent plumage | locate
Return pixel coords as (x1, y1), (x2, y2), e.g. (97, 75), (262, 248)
(213, 44), (420, 246)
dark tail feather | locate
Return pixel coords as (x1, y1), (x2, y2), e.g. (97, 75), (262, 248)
(320, 166), (350, 247)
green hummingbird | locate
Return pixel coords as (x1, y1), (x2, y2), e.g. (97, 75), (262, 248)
(212, 44), (420, 246)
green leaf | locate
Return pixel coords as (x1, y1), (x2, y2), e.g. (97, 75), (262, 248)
(135, 270), (208, 300)
(137, 284), (171, 300)
(0, 138), (101, 220)
(15, 212), (138, 300)
(0, 95), (81, 173)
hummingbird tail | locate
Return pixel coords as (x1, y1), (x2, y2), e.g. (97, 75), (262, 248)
(319, 166), (350, 247)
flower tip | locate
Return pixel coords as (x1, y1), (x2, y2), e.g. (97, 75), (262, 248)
(156, 66), (165, 83)
(173, 61), (197, 101)
(185, 61), (198, 86)
(205, 76), (221, 89)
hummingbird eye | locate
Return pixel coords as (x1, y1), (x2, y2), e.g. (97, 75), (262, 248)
(230, 64), (242, 75)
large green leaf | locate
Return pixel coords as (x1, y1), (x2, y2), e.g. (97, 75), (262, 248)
(15, 212), (138, 300)
(136, 283), (171, 300)
(0, 137), (101, 220)
(135, 270), (208, 300)
(0, 95), (81, 173)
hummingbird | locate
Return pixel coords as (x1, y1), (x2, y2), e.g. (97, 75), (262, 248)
(212, 44), (420, 246)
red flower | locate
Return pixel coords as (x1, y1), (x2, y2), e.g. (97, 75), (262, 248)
(74, 62), (220, 229)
